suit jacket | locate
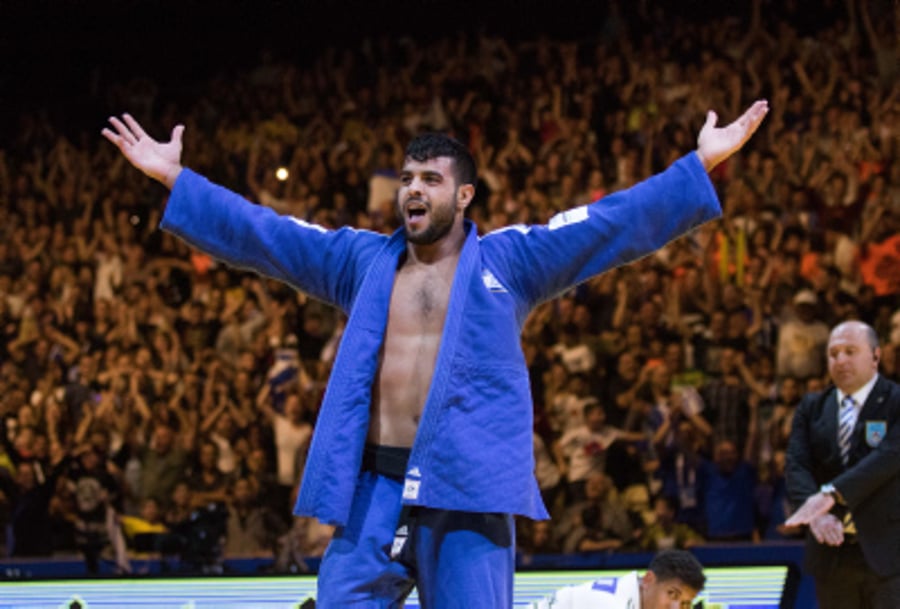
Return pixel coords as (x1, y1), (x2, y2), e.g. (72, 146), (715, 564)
(785, 375), (900, 577)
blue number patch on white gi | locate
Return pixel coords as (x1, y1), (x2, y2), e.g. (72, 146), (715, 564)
(590, 577), (618, 594)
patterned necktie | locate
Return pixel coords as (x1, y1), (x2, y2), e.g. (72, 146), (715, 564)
(838, 396), (857, 465)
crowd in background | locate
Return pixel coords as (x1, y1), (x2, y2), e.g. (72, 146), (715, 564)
(0, 0), (897, 574)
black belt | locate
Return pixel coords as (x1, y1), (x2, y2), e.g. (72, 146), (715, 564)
(361, 443), (411, 481)
(360, 444), (417, 565)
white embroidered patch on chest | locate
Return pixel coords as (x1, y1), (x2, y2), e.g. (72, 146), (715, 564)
(482, 269), (508, 293)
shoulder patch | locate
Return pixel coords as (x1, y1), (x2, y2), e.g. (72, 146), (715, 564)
(548, 206), (589, 231)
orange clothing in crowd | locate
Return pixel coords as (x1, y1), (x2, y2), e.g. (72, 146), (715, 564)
(860, 234), (900, 297)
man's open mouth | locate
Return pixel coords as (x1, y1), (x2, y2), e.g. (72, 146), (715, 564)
(406, 201), (428, 220)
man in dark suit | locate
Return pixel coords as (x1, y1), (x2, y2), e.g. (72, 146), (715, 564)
(786, 321), (900, 609)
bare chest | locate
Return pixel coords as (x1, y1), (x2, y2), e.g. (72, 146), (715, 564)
(369, 257), (460, 445)
(388, 262), (456, 335)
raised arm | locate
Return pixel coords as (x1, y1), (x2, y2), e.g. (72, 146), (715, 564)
(483, 101), (769, 306)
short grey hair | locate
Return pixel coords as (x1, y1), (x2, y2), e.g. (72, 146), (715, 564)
(831, 320), (879, 351)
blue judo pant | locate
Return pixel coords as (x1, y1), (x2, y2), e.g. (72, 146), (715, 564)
(316, 455), (515, 608)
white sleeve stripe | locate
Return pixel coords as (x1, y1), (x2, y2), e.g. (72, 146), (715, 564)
(481, 224), (531, 239)
(480, 207), (590, 240)
(286, 217), (384, 238)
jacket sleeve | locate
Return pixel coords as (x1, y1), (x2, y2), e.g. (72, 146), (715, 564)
(160, 169), (382, 312)
(784, 395), (823, 507)
(832, 382), (900, 511)
(479, 152), (720, 306)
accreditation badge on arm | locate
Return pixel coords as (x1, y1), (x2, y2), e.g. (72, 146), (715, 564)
(865, 420), (886, 447)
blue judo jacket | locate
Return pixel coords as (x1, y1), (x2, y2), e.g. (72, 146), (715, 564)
(160, 152), (720, 526)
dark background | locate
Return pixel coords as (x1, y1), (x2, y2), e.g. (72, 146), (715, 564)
(0, 0), (757, 139)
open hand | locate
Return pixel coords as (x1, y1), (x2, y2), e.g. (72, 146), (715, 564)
(697, 100), (769, 172)
(102, 113), (185, 188)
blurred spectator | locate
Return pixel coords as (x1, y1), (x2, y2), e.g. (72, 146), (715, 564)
(186, 440), (230, 509)
(0, 455), (69, 557)
(120, 497), (169, 559)
(641, 495), (704, 551)
(135, 422), (189, 506)
(517, 520), (561, 564)
(163, 481), (194, 528)
(555, 472), (635, 554)
(223, 477), (281, 558)
(548, 371), (598, 435)
(255, 385), (313, 525)
(65, 444), (130, 573)
(655, 420), (707, 535)
(551, 323), (597, 375)
(756, 450), (801, 542)
(641, 363), (712, 453)
(554, 402), (643, 503)
(775, 289), (830, 381)
(765, 376), (803, 457)
(700, 347), (754, 454)
(701, 439), (758, 542)
(533, 431), (563, 518)
(600, 350), (646, 429)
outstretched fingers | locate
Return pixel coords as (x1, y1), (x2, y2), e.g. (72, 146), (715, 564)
(122, 113), (150, 141)
(100, 127), (119, 148)
(103, 116), (137, 147)
(101, 113), (184, 187)
(737, 100), (769, 135)
(695, 99), (768, 171)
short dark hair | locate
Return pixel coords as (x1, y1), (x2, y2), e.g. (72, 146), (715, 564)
(404, 132), (476, 186)
(648, 549), (706, 591)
